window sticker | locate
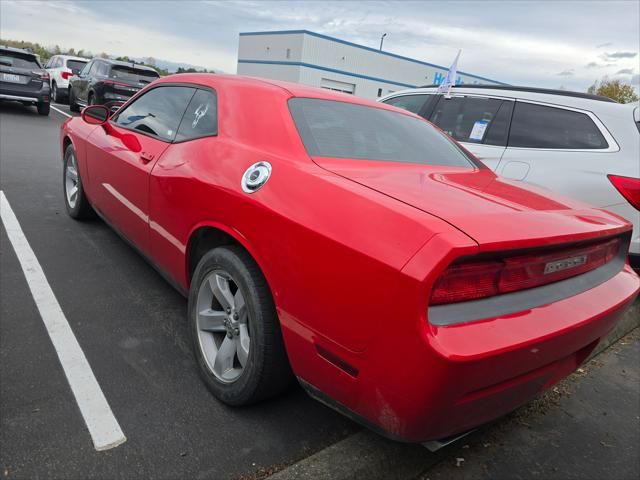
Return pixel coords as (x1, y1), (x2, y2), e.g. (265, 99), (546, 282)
(192, 103), (209, 128)
(469, 120), (489, 141)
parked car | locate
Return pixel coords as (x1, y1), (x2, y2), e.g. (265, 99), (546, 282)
(0, 45), (50, 115)
(60, 74), (639, 443)
(68, 58), (160, 112)
(380, 85), (640, 271)
(44, 54), (88, 104)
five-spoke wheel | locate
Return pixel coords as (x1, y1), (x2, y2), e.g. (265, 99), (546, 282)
(196, 271), (251, 383)
(189, 246), (292, 405)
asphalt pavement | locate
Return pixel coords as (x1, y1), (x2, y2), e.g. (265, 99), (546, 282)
(0, 100), (357, 479)
(1, 99), (639, 480)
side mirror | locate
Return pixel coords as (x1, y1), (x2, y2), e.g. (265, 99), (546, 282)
(81, 105), (109, 125)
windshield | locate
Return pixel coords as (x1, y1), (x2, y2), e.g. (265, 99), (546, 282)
(0, 51), (40, 69)
(110, 66), (160, 84)
(288, 98), (477, 168)
(66, 59), (87, 74)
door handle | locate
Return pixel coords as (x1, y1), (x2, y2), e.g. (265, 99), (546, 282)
(140, 151), (155, 163)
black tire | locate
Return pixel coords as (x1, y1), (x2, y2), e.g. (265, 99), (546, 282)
(37, 102), (50, 116)
(188, 246), (292, 406)
(51, 81), (66, 104)
(69, 87), (80, 112)
(63, 144), (95, 219)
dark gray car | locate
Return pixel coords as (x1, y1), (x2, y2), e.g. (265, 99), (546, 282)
(0, 46), (50, 116)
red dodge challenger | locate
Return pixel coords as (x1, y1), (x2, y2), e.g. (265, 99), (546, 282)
(60, 74), (639, 443)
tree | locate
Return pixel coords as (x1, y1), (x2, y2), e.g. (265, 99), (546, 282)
(587, 78), (639, 103)
(99, 52), (109, 59)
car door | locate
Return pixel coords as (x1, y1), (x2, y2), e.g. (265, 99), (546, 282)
(148, 88), (219, 282)
(85, 85), (196, 253)
(427, 94), (514, 171)
(499, 100), (618, 204)
(73, 60), (92, 102)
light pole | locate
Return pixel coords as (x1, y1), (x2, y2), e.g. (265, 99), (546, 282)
(379, 33), (387, 51)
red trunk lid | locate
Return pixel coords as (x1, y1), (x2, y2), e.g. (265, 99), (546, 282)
(313, 158), (630, 251)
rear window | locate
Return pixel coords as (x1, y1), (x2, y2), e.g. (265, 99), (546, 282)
(66, 59), (87, 74)
(110, 66), (160, 84)
(0, 50), (40, 69)
(288, 98), (476, 168)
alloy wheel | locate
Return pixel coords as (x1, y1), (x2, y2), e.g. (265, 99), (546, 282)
(196, 270), (250, 383)
(65, 151), (79, 209)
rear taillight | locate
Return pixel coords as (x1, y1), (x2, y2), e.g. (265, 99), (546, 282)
(61, 71), (72, 80)
(608, 174), (640, 211)
(430, 238), (621, 305)
(35, 70), (49, 81)
(102, 79), (132, 87)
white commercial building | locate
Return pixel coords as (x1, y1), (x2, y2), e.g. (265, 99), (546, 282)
(236, 30), (506, 100)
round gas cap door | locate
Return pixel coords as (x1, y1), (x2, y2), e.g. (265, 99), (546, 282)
(242, 161), (272, 193)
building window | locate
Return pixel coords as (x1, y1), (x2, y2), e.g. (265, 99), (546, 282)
(377, 88), (383, 98)
(286, 48), (291, 59)
(320, 78), (355, 95)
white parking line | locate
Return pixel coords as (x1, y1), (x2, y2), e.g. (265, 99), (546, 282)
(51, 105), (72, 118)
(0, 191), (126, 451)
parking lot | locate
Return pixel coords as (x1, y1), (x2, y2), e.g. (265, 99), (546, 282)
(1, 100), (639, 480)
(0, 102), (357, 479)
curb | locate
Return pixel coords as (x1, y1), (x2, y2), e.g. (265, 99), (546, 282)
(268, 299), (639, 480)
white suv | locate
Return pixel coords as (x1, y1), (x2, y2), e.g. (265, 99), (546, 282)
(44, 55), (88, 104)
(380, 85), (640, 270)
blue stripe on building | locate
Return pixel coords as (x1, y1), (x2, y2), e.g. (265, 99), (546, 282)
(239, 30), (508, 86)
(237, 59), (420, 88)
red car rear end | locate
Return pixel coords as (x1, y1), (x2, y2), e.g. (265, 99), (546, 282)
(60, 75), (639, 443)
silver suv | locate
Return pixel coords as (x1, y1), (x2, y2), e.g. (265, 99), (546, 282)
(380, 85), (640, 270)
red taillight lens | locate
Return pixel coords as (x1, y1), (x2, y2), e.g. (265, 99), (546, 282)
(430, 238), (621, 305)
(430, 261), (502, 305)
(61, 71), (72, 80)
(102, 79), (131, 87)
(608, 174), (640, 211)
(35, 70), (49, 81)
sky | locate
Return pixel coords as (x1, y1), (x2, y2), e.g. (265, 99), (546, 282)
(1, 0), (638, 92)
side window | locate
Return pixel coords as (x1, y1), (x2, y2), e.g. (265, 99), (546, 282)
(175, 89), (218, 141)
(429, 96), (506, 144)
(55, 57), (64, 68)
(95, 62), (109, 77)
(88, 61), (98, 76)
(45, 56), (55, 68)
(79, 61), (92, 76)
(484, 100), (514, 146)
(383, 95), (429, 114)
(509, 102), (608, 149)
(114, 86), (195, 142)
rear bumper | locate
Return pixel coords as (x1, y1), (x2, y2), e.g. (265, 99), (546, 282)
(288, 264), (640, 443)
(403, 266), (639, 442)
(0, 84), (49, 104)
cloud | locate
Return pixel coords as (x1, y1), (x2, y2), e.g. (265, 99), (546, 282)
(601, 51), (638, 60)
(557, 69), (574, 76)
(1, 0), (639, 92)
(616, 68), (634, 75)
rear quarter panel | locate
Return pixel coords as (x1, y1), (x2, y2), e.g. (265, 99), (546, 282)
(148, 82), (464, 352)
